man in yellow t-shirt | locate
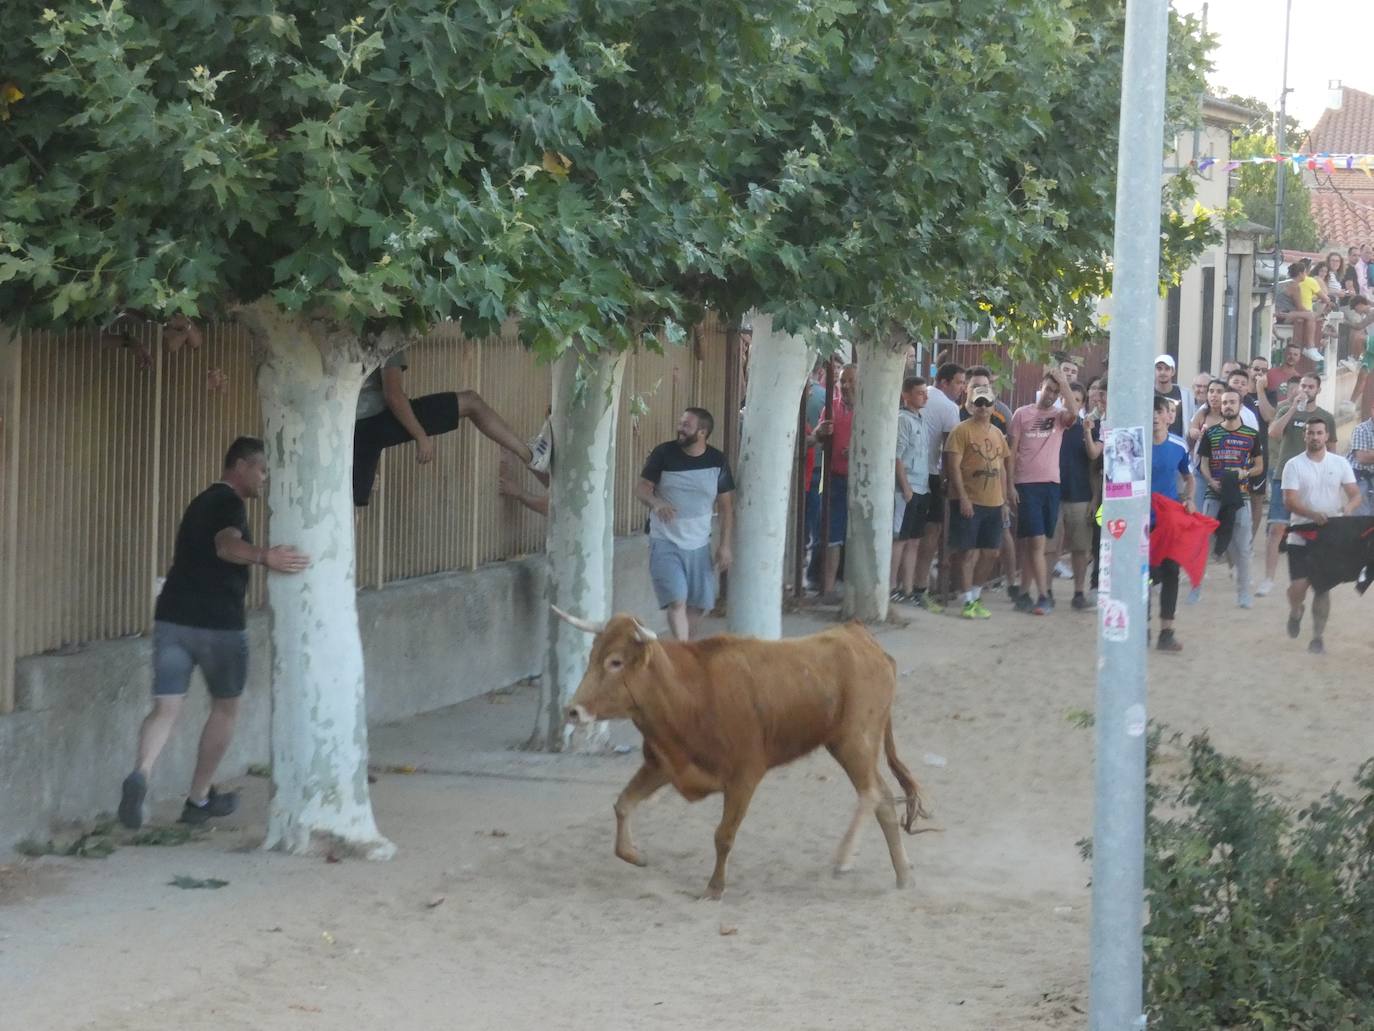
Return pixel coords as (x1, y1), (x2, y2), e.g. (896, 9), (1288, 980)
(944, 384), (1013, 619)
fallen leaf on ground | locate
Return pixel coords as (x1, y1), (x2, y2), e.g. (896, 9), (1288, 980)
(426, 895), (447, 909)
(288, 1003), (322, 1013)
(719, 924), (738, 936)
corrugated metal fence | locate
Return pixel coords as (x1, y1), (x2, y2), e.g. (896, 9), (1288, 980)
(0, 315), (731, 713)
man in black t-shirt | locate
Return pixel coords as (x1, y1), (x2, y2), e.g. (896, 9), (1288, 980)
(118, 437), (310, 830)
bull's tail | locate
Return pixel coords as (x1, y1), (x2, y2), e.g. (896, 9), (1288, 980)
(884, 715), (930, 834)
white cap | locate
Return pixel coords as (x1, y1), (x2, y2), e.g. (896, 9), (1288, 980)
(1154, 354), (1176, 370)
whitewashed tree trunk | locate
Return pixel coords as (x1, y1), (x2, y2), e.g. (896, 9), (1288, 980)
(842, 330), (909, 622)
(240, 301), (394, 860)
(727, 315), (813, 639)
(530, 346), (627, 752)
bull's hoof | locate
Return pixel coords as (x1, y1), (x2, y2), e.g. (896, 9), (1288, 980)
(701, 883), (724, 901)
(895, 872), (913, 890)
(615, 847), (648, 868)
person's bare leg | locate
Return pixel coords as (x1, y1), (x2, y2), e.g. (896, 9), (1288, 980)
(972, 550), (996, 593)
(1265, 521), (1286, 581)
(913, 527), (939, 595)
(889, 539), (904, 591)
(136, 696), (185, 777)
(956, 550), (975, 595)
(457, 389), (534, 465)
(1001, 527), (1019, 593)
(665, 602), (690, 641)
(822, 544), (841, 594)
(1071, 550), (1089, 594)
(1286, 577), (1308, 618)
(188, 696), (241, 803)
(1311, 590), (1331, 642)
(686, 607), (705, 639)
(899, 541), (919, 594)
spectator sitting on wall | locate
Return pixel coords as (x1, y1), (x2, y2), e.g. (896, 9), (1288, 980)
(1274, 262), (1321, 356)
(353, 349), (548, 507)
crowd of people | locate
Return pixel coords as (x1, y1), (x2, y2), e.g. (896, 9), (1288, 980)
(800, 347), (1374, 657)
(1275, 251), (1374, 417)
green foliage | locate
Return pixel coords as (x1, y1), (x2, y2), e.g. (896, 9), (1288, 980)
(1144, 733), (1374, 1028)
(1231, 132), (1322, 252)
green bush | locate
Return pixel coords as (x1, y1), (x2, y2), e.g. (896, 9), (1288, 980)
(1145, 733), (1374, 1029)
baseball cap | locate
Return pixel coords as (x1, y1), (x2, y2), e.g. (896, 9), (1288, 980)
(1154, 354), (1176, 370)
(968, 384), (996, 405)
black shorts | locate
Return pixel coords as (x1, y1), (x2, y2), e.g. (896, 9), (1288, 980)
(353, 392), (461, 506)
(1286, 543), (1315, 583)
(949, 501), (1002, 551)
(897, 493), (936, 541)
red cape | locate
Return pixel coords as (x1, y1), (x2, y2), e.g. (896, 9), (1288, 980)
(1150, 494), (1220, 587)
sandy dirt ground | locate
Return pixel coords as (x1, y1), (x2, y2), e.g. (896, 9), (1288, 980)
(2, 575), (1371, 1031)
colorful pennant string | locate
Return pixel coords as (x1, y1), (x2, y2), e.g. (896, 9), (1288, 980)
(1195, 153), (1374, 178)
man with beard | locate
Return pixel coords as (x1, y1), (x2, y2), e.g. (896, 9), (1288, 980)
(1282, 416), (1361, 654)
(1257, 373), (1337, 596)
(1197, 388), (1263, 609)
(637, 407), (736, 640)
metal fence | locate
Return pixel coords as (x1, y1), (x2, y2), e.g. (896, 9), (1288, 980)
(0, 314), (732, 713)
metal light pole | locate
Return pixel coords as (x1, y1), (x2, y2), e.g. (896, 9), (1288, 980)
(1089, 0), (1168, 1026)
(1273, 0), (1293, 304)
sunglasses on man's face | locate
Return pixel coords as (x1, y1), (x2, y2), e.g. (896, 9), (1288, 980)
(971, 398), (993, 408)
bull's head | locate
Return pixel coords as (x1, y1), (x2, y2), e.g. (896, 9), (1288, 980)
(553, 606), (659, 724)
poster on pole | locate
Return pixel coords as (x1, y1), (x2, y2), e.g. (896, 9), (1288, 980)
(1103, 426), (1147, 500)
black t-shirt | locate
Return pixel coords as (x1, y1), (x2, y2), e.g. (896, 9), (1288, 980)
(1156, 385), (1184, 436)
(154, 483), (253, 630)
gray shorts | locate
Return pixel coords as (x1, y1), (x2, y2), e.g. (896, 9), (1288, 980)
(153, 621), (249, 699)
(649, 538), (717, 612)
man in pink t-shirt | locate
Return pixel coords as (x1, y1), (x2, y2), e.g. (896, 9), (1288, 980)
(1007, 368), (1079, 614)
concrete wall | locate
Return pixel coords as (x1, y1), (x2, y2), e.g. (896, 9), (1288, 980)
(0, 536), (656, 852)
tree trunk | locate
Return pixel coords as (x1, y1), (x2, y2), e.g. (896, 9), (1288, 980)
(726, 315), (813, 639)
(842, 330), (909, 622)
(240, 301), (394, 860)
(529, 346), (627, 752)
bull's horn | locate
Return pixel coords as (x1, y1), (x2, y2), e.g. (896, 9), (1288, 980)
(551, 605), (605, 634)
(632, 620), (658, 642)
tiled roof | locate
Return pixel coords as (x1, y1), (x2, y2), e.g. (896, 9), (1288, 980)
(1302, 88), (1374, 246)
(1307, 87), (1374, 155)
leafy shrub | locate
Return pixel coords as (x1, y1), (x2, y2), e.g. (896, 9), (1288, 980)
(1145, 733), (1374, 1029)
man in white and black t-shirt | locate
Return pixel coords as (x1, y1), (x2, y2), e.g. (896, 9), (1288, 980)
(118, 438), (310, 830)
(1281, 416), (1361, 654)
(637, 408), (735, 640)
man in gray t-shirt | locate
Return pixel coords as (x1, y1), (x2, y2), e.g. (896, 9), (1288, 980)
(637, 407), (736, 640)
(353, 348), (543, 507)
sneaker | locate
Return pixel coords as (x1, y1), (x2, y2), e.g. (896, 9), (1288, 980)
(118, 771), (147, 830)
(1071, 592), (1090, 610)
(179, 787), (239, 825)
(890, 588), (910, 604)
(1309, 637), (1325, 655)
(1032, 595), (1054, 615)
(915, 591), (944, 615)
(1014, 592), (1034, 613)
(1255, 578), (1273, 597)
(526, 417), (552, 474)
(1008, 584), (1023, 605)
(1303, 346), (1325, 364)
(1156, 630), (1183, 653)
(961, 601), (980, 620)
(970, 599), (992, 619)
(1237, 594), (1253, 609)
(1287, 606), (1304, 639)
(1053, 560), (1073, 580)
(1185, 586), (1202, 605)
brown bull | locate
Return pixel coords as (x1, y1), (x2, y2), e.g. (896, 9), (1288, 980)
(557, 608), (928, 899)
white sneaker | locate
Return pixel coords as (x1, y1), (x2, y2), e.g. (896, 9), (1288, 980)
(1303, 346), (1325, 364)
(527, 417), (552, 473)
(1254, 578), (1273, 597)
(1053, 560), (1073, 580)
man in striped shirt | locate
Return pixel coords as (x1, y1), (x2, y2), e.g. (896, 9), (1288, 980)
(1197, 388), (1264, 608)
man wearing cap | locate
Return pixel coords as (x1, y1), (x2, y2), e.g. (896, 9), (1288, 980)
(944, 383), (1011, 618)
(1155, 355), (1185, 437)
(1008, 368), (1079, 615)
